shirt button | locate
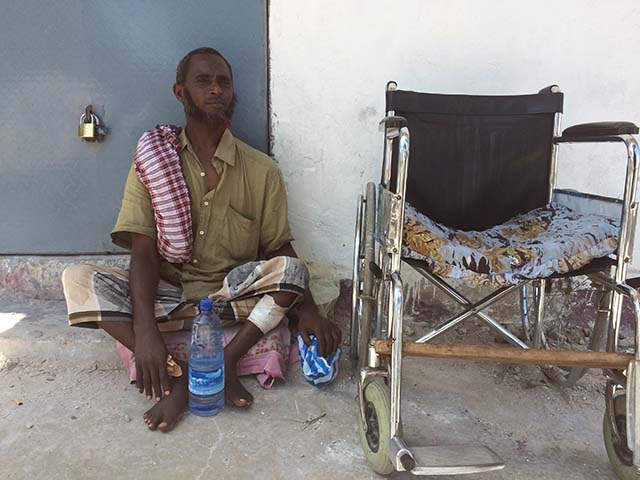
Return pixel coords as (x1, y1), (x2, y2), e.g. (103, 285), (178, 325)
(203, 201), (209, 206)
(199, 230), (205, 235)
(192, 259), (198, 264)
(200, 172), (205, 177)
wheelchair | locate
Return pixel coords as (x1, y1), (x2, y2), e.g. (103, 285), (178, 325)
(350, 82), (640, 477)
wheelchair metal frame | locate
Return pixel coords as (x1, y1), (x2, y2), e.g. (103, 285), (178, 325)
(351, 82), (640, 475)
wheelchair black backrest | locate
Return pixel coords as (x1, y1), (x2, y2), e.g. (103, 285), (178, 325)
(387, 88), (564, 231)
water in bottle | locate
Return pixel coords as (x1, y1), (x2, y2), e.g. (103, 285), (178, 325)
(188, 297), (225, 416)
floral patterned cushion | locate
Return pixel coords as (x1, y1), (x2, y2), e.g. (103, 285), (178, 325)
(402, 202), (619, 286)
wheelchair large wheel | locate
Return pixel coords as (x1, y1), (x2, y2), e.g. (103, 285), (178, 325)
(358, 379), (394, 475)
(603, 392), (640, 479)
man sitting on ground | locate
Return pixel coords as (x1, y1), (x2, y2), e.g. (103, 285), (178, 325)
(61, 47), (341, 432)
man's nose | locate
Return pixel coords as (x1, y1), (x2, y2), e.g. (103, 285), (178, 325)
(208, 82), (223, 95)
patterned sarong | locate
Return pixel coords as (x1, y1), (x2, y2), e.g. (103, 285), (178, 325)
(61, 256), (309, 332)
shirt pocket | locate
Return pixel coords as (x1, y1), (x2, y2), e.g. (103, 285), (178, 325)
(220, 205), (260, 262)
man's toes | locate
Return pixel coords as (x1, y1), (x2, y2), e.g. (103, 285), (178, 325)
(144, 409), (161, 430)
(225, 390), (253, 408)
(158, 421), (172, 432)
(227, 397), (248, 408)
(233, 398), (249, 408)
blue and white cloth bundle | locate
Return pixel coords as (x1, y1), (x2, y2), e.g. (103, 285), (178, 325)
(297, 333), (343, 387)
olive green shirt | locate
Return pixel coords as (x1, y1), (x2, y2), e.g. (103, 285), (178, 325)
(112, 128), (294, 300)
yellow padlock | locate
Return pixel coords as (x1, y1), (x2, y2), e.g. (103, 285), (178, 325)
(78, 112), (99, 140)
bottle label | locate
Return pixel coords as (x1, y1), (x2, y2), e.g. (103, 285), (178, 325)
(188, 367), (224, 396)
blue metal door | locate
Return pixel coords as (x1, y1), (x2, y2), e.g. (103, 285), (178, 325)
(0, 1), (267, 253)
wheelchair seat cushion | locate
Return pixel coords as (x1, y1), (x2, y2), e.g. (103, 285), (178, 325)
(402, 202), (619, 286)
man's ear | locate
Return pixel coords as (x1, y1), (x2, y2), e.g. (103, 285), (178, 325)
(173, 83), (185, 105)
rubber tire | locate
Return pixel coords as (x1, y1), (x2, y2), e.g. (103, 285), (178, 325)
(358, 379), (394, 475)
(603, 394), (640, 479)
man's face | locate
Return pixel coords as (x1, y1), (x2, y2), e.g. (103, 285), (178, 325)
(176, 53), (236, 125)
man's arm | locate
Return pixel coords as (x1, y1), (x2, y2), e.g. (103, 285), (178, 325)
(266, 242), (342, 357)
(130, 233), (171, 400)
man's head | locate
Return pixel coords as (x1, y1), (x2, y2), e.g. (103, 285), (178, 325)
(173, 47), (237, 126)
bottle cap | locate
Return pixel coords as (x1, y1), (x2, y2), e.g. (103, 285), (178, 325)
(199, 297), (213, 312)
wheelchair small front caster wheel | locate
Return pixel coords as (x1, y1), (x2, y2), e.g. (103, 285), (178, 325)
(358, 379), (394, 475)
(603, 393), (640, 479)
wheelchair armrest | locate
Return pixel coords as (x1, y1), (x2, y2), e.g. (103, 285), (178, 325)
(538, 85), (561, 95)
(378, 115), (407, 130)
(627, 277), (640, 290)
(561, 122), (639, 138)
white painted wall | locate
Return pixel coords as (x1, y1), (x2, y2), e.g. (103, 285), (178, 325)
(270, 0), (640, 281)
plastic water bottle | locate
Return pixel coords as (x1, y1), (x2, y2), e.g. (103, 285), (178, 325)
(188, 298), (224, 416)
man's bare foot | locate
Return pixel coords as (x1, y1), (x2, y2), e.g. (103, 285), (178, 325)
(224, 361), (253, 408)
(143, 362), (188, 432)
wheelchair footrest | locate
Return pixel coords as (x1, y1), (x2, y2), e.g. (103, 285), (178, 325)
(407, 445), (504, 476)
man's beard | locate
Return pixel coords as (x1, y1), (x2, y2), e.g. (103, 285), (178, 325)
(184, 88), (237, 127)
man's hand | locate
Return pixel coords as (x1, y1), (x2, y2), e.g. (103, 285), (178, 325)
(134, 325), (171, 401)
(297, 308), (342, 358)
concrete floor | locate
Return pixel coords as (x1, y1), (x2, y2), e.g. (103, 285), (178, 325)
(0, 297), (623, 480)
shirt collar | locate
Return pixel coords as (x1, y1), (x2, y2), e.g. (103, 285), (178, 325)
(178, 128), (236, 166)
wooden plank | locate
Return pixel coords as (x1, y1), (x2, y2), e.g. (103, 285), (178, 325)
(374, 341), (633, 369)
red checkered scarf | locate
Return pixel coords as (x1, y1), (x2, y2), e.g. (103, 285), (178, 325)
(133, 125), (192, 263)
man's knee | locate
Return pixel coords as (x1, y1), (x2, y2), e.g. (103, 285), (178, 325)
(61, 263), (98, 292)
